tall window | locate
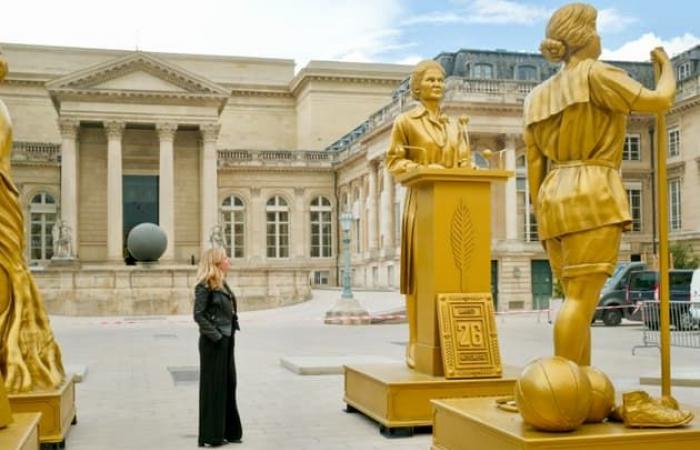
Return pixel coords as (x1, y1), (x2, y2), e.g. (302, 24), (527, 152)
(266, 196), (289, 258)
(516, 65), (537, 81)
(623, 134), (641, 161)
(668, 128), (680, 157)
(221, 195), (245, 258)
(29, 192), (57, 262)
(626, 186), (642, 232)
(677, 62), (691, 81)
(473, 63), (493, 79)
(669, 179), (682, 231)
(310, 196), (332, 258)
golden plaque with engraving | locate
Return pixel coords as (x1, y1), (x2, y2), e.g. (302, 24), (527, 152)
(437, 293), (502, 379)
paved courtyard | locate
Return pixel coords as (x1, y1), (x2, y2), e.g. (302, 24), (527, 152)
(52, 289), (700, 450)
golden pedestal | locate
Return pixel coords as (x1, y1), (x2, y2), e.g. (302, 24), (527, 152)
(343, 363), (517, 435)
(8, 376), (76, 447)
(0, 413), (41, 450)
(396, 168), (511, 376)
(432, 397), (700, 450)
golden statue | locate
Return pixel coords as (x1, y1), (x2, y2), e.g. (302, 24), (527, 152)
(0, 47), (65, 393)
(386, 59), (471, 368)
(521, 2), (691, 429)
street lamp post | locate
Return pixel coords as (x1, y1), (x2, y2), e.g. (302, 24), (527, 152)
(325, 211), (370, 325)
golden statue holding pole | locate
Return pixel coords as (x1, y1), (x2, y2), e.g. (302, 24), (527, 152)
(517, 2), (692, 431)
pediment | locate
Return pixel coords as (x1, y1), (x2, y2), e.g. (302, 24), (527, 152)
(91, 70), (189, 92)
(46, 52), (229, 96)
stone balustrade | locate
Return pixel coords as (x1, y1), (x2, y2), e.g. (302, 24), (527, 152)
(218, 148), (338, 167)
(11, 141), (61, 164)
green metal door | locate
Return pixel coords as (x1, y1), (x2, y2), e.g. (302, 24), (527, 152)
(123, 175), (159, 252)
(491, 260), (499, 310)
(531, 260), (552, 310)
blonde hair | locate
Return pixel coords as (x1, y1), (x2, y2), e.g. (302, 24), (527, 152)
(410, 60), (446, 100)
(196, 247), (227, 290)
(540, 3), (597, 63)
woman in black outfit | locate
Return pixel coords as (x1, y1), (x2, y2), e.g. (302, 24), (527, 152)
(193, 247), (242, 447)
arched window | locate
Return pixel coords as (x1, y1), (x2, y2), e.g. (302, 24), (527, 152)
(473, 63), (493, 79)
(29, 192), (57, 262)
(266, 196), (289, 258)
(516, 65), (538, 81)
(221, 195), (245, 258)
(310, 196), (332, 258)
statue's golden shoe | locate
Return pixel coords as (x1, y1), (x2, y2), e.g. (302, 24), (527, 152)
(621, 391), (694, 428)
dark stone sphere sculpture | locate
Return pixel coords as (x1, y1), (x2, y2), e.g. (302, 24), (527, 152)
(127, 223), (167, 262)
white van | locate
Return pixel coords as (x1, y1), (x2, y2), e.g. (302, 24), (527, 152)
(690, 269), (700, 325)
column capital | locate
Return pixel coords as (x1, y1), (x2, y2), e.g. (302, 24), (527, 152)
(156, 122), (178, 141)
(104, 120), (126, 140)
(200, 123), (221, 144)
(294, 187), (305, 197)
(58, 118), (80, 139)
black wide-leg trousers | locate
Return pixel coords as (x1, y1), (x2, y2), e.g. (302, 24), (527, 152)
(198, 333), (242, 445)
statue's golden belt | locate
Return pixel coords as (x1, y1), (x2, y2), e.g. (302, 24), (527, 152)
(549, 160), (617, 170)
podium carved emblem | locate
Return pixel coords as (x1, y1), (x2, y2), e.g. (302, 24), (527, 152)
(437, 293), (502, 379)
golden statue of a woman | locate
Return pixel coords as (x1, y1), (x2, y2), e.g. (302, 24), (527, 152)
(386, 59), (471, 368)
(0, 47), (65, 393)
(521, 3), (691, 429)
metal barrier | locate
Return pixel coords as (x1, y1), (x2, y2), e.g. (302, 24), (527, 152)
(632, 300), (700, 354)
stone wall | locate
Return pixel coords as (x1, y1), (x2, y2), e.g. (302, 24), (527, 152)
(33, 265), (312, 316)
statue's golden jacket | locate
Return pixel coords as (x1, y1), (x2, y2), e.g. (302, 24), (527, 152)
(386, 105), (467, 294)
(525, 59), (643, 240)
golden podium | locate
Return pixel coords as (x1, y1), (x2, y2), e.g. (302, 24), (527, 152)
(343, 167), (518, 435)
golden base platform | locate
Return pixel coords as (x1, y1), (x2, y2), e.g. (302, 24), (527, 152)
(343, 363), (518, 436)
(432, 396), (700, 450)
(8, 376), (76, 447)
(0, 413), (41, 450)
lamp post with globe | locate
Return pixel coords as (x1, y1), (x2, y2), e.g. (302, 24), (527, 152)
(325, 211), (370, 324)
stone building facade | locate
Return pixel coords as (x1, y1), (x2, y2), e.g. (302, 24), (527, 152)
(3, 42), (700, 314)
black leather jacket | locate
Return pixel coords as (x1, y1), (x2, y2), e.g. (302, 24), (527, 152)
(193, 281), (239, 342)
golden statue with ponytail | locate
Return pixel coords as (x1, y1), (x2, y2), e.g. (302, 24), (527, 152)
(517, 2), (693, 430)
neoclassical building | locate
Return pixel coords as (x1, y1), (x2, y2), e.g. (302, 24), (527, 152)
(3, 42), (699, 314)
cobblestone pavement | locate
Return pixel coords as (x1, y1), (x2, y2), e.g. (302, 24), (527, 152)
(51, 289), (700, 450)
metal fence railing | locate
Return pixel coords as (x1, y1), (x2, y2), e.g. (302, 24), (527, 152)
(632, 300), (700, 354)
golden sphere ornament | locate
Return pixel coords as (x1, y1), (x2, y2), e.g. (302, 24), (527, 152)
(581, 366), (615, 423)
(515, 356), (592, 431)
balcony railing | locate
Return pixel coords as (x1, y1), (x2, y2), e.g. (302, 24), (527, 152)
(11, 142), (61, 163)
(325, 77), (538, 155)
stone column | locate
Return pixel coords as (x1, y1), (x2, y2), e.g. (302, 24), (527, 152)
(249, 188), (264, 261)
(504, 134), (518, 241)
(368, 161), (379, 253)
(358, 178), (367, 255)
(157, 122), (177, 261)
(59, 118), (80, 257)
(382, 162), (395, 253)
(200, 123), (220, 253)
(105, 120), (125, 261)
(293, 187), (306, 259)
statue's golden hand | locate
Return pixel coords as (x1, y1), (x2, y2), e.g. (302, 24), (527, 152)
(404, 161), (420, 171)
(650, 47), (669, 65)
(457, 159), (472, 168)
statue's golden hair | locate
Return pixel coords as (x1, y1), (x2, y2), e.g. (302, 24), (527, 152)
(540, 3), (598, 63)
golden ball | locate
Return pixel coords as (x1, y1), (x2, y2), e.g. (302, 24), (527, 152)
(581, 366), (615, 423)
(514, 356), (592, 431)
